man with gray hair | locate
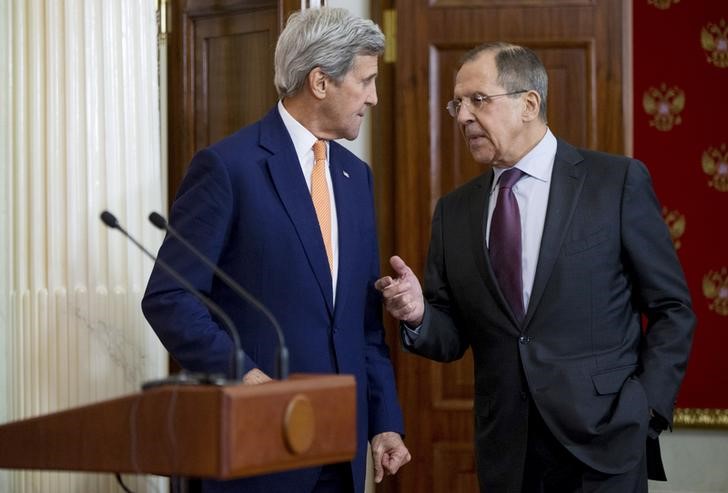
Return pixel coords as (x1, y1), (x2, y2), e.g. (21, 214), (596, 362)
(143, 7), (410, 493)
(376, 42), (694, 492)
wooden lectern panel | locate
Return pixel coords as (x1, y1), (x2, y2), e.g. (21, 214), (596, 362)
(0, 374), (356, 479)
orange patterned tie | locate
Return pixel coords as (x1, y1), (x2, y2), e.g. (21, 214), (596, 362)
(312, 140), (333, 272)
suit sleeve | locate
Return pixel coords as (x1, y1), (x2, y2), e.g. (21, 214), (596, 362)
(142, 148), (258, 377)
(621, 159), (696, 424)
(362, 167), (405, 438)
(403, 198), (470, 362)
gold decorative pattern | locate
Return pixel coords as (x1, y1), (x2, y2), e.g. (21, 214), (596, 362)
(675, 408), (728, 428)
(702, 143), (728, 191)
(703, 267), (728, 316)
(662, 207), (685, 250)
(701, 19), (728, 68)
(648, 0), (679, 10)
(643, 84), (685, 131)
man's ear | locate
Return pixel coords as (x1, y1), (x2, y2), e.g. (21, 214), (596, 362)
(522, 90), (541, 122)
(308, 67), (328, 101)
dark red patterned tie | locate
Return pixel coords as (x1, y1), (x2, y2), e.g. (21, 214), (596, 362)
(489, 168), (525, 321)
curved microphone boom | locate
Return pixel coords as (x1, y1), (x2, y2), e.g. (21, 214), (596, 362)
(100, 210), (245, 381)
(149, 211), (289, 380)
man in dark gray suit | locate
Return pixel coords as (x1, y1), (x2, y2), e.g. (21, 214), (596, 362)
(375, 42), (695, 492)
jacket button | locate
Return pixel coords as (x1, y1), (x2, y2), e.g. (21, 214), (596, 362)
(519, 336), (531, 344)
(520, 391), (528, 401)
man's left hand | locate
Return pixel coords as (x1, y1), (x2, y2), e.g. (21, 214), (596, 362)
(371, 431), (411, 483)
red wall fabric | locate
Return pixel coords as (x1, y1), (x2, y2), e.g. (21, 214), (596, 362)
(634, 0), (728, 409)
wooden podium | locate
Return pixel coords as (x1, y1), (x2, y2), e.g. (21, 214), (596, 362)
(0, 374), (356, 479)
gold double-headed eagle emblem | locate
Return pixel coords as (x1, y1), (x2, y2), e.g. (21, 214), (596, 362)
(704, 268), (728, 317)
(643, 84), (685, 132)
(702, 144), (728, 192)
(662, 207), (686, 250)
(701, 19), (728, 68)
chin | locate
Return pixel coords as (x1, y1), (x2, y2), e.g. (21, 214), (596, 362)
(469, 148), (495, 164)
(343, 129), (361, 141)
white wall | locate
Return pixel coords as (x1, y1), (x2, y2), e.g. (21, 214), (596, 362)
(650, 428), (728, 493)
(327, 0), (372, 163)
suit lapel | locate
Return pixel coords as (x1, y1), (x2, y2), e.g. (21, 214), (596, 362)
(261, 108), (334, 315)
(329, 143), (355, 320)
(523, 140), (585, 326)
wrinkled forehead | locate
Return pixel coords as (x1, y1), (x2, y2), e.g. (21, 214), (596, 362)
(454, 51), (500, 95)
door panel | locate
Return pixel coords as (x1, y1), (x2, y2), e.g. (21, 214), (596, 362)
(195, 12), (278, 148)
(168, 0), (280, 200)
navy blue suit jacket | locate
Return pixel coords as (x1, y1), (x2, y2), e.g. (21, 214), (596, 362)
(142, 106), (404, 493)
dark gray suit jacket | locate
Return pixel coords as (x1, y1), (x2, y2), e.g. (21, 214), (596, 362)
(405, 139), (695, 491)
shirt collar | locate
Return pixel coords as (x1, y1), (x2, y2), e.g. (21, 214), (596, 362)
(277, 100), (325, 163)
(491, 128), (557, 188)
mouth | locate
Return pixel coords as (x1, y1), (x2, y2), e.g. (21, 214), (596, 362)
(463, 124), (486, 141)
(466, 134), (487, 145)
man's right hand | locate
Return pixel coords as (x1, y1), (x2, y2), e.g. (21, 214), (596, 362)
(242, 368), (272, 385)
(374, 256), (425, 326)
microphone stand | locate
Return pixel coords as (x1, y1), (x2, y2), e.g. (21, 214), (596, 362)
(149, 212), (289, 379)
(100, 211), (245, 382)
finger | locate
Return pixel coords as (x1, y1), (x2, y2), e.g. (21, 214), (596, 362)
(387, 451), (403, 471)
(382, 282), (420, 307)
(386, 450), (410, 475)
(374, 276), (393, 292)
(389, 255), (411, 277)
(374, 459), (384, 483)
(385, 295), (417, 315)
(382, 286), (411, 305)
(381, 453), (396, 475)
(372, 447), (384, 483)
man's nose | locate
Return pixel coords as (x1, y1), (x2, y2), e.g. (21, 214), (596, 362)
(367, 81), (378, 106)
(456, 102), (475, 125)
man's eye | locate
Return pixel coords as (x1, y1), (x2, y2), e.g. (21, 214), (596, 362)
(472, 95), (487, 106)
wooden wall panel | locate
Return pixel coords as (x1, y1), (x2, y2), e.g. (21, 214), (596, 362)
(196, 21), (277, 148)
(432, 350), (474, 410)
(168, 0), (279, 202)
(433, 443), (478, 492)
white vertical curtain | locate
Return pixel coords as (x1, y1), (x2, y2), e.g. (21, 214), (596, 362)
(0, 1), (11, 492)
(3, 0), (167, 491)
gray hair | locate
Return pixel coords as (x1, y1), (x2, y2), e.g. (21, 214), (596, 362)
(462, 42), (548, 123)
(274, 7), (385, 98)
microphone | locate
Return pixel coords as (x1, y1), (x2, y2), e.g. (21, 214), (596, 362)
(148, 211), (289, 380)
(100, 210), (245, 381)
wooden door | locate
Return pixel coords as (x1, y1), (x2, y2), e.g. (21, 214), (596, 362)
(383, 0), (631, 491)
(167, 0), (290, 199)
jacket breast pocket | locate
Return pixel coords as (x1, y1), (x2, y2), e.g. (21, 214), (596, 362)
(564, 228), (608, 256)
